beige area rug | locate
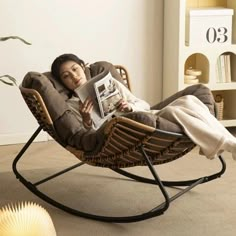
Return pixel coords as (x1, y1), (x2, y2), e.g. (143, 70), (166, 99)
(1, 141), (236, 236)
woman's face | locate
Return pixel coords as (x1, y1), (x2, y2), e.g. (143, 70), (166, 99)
(59, 60), (87, 90)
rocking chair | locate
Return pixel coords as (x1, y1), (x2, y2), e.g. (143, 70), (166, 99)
(13, 64), (226, 223)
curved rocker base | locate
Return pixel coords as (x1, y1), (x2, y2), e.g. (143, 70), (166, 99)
(12, 127), (226, 223)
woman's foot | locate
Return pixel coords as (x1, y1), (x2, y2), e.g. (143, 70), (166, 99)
(223, 138), (236, 160)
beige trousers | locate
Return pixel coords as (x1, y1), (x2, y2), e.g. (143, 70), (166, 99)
(156, 95), (235, 159)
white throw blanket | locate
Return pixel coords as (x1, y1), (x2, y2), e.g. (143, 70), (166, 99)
(153, 95), (236, 160)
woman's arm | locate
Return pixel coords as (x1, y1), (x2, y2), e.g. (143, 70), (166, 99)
(78, 98), (93, 128)
(66, 96), (95, 131)
(114, 79), (150, 112)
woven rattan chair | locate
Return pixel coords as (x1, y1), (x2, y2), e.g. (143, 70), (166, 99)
(13, 65), (226, 223)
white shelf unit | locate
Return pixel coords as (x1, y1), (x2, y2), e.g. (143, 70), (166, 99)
(163, 0), (236, 127)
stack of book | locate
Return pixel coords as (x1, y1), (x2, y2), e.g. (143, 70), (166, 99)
(216, 54), (231, 83)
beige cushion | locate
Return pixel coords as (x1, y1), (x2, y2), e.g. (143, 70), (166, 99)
(152, 84), (216, 132)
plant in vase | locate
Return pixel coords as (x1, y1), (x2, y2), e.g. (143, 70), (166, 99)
(0, 36), (31, 86)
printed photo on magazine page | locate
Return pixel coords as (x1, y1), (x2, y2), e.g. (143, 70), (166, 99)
(74, 72), (122, 128)
(94, 74), (122, 118)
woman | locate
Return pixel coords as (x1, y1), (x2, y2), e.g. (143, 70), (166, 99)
(51, 53), (236, 160)
(51, 53), (150, 130)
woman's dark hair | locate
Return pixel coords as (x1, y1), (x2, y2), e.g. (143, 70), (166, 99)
(51, 53), (85, 80)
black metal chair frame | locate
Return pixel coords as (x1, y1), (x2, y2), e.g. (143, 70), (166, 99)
(12, 125), (226, 223)
(12, 65), (226, 223)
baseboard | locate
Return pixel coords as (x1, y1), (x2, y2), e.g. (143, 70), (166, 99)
(0, 132), (49, 145)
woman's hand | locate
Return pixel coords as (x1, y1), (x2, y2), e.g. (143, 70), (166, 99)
(79, 97), (93, 127)
(116, 99), (132, 112)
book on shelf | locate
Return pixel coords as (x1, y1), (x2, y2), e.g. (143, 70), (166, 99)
(216, 54), (231, 83)
(74, 72), (122, 128)
(225, 54), (231, 83)
(216, 57), (221, 83)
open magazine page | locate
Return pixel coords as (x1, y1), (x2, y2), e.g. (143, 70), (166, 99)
(73, 74), (108, 128)
(94, 74), (122, 119)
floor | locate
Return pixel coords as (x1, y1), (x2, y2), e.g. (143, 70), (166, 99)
(1, 139), (236, 235)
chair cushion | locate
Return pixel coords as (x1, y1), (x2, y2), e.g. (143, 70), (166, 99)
(22, 72), (69, 121)
(123, 112), (157, 128)
(152, 84), (215, 116)
(152, 84), (216, 133)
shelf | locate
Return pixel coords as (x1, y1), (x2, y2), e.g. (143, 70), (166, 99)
(220, 119), (236, 127)
(211, 82), (236, 90)
(163, 0), (236, 127)
(184, 44), (236, 55)
(183, 82), (236, 91)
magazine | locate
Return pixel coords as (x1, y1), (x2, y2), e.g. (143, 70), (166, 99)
(74, 72), (122, 128)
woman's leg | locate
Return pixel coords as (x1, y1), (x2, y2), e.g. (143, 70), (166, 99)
(156, 95), (236, 159)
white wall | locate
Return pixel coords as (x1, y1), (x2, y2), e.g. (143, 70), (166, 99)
(0, 0), (163, 145)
